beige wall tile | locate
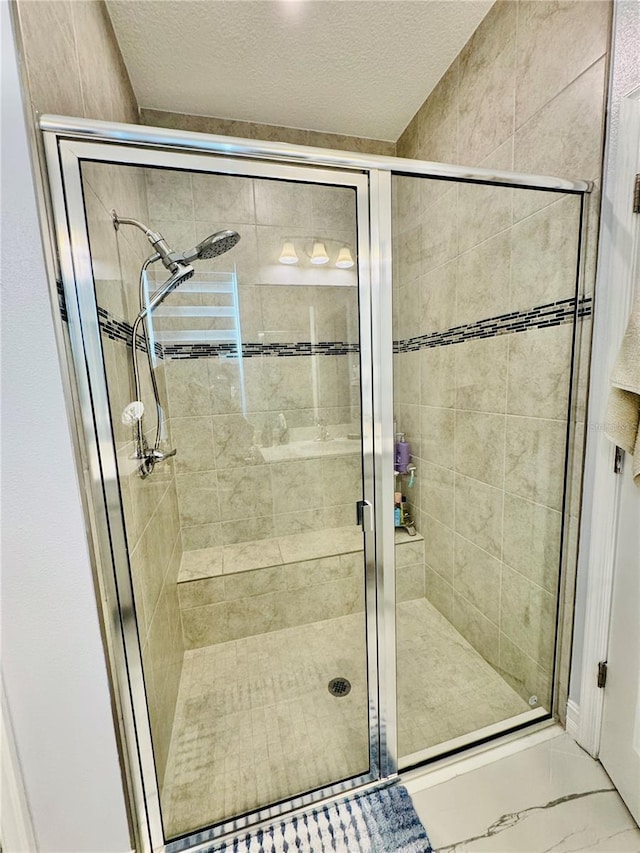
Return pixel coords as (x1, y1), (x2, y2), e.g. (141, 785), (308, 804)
(421, 189), (458, 273)
(176, 471), (220, 527)
(178, 576), (225, 609)
(171, 417), (216, 473)
(514, 58), (607, 182)
(456, 231), (511, 326)
(507, 325), (574, 420)
(397, 563), (426, 602)
(455, 474), (503, 558)
(510, 196), (581, 311)
(420, 406), (455, 468)
(224, 567), (285, 601)
(504, 415), (567, 510)
(500, 565), (556, 666)
(515, 0), (611, 129)
(455, 337), (509, 415)
(420, 347), (456, 409)
(455, 411), (506, 488)
(498, 633), (552, 706)
(424, 567), (454, 621)
(419, 463), (454, 529)
(503, 493), (562, 594)
(181, 602), (229, 648)
(423, 517), (454, 584)
(454, 535), (501, 625)
(452, 595), (500, 668)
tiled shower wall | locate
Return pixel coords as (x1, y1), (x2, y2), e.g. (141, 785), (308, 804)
(14, 0), (184, 788)
(82, 163), (185, 788)
(394, 0), (610, 708)
(144, 173), (363, 551)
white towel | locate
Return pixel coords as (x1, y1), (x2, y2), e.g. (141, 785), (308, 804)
(606, 273), (640, 485)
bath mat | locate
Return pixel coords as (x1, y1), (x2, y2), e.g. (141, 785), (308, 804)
(206, 784), (433, 853)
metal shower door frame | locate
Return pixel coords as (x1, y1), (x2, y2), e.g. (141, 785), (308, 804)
(42, 130), (394, 853)
(40, 113), (592, 853)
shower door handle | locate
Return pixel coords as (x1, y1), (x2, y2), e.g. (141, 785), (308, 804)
(356, 500), (373, 532)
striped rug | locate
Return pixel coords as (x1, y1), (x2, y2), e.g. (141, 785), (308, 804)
(208, 785), (432, 853)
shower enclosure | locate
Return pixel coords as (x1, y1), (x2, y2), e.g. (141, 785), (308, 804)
(42, 116), (590, 853)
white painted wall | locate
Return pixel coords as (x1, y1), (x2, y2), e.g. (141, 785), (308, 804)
(0, 4), (132, 850)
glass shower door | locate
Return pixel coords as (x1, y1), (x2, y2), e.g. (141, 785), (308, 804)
(391, 172), (584, 765)
(53, 138), (378, 844)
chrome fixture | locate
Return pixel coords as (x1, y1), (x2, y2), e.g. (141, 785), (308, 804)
(112, 212), (240, 477)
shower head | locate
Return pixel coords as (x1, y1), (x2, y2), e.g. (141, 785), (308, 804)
(113, 212), (241, 268)
(140, 263), (194, 319)
(181, 230), (241, 263)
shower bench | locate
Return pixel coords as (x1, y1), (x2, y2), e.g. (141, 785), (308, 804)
(177, 527), (424, 649)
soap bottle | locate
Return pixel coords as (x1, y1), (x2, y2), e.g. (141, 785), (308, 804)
(395, 433), (410, 474)
(394, 491), (402, 527)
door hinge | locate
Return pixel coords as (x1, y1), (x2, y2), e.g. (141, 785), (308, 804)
(597, 660), (608, 688)
(614, 445), (625, 474)
(634, 174), (640, 213)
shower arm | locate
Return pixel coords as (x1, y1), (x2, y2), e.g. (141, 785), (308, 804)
(112, 211), (182, 273)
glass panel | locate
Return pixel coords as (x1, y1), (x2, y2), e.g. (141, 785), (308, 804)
(80, 160), (370, 836)
(391, 173), (583, 763)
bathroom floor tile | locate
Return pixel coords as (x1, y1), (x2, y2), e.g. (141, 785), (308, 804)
(408, 731), (640, 852)
(161, 598), (532, 837)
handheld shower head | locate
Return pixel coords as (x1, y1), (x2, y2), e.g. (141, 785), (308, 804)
(140, 263), (194, 319)
(181, 230), (241, 263)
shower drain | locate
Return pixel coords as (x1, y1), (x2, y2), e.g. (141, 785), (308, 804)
(328, 677), (351, 697)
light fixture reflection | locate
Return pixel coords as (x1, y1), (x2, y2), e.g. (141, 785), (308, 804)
(278, 240), (299, 265)
(335, 246), (354, 268)
(310, 240), (330, 265)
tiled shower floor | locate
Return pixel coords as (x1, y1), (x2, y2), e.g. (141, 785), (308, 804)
(162, 598), (528, 838)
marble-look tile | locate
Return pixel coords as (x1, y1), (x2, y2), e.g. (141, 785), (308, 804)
(454, 535), (501, 626)
(421, 189), (458, 274)
(192, 173), (255, 225)
(181, 523), (222, 552)
(212, 414), (263, 470)
(515, 0), (611, 129)
(504, 415), (567, 511)
(455, 474), (503, 559)
(417, 61), (459, 159)
(455, 336), (508, 415)
(253, 179), (313, 229)
(395, 537), (425, 568)
(278, 526), (362, 564)
(224, 567), (285, 602)
(452, 595), (500, 669)
(170, 417), (216, 473)
(396, 563), (426, 602)
(17, 0), (84, 117)
(423, 516), (454, 584)
(498, 632), (552, 708)
(175, 471), (220, 527)
(455, 411), (506, 488)
(421, 406), (455, 469)
(420, 347), (456, 409)
(181, 602), (228, 648)
(178, 576), (225, 609)
(270, 458), (325, 515)
(222, 538), (282, 574)
(420, 261), (457, 336)
(145, 169), (194, 222)
(281, 556), (350, 590)
(510, 196), (581, 312)
(514, 58), (608, 183)
(456, 232), (511, 327)
(507, 324), (573, 419)
(457, 144), (513, 254)
(503, 493), (562, 593)
(409, 733), (639, 853)
(217, 465), (273, 523)
(500, 565), (556, 667)
(420, 463), (455, 529)
(458, 6), (516, 166)
(424, 567), (454, 622)
(165, 359), (213, 417)
(179, 546), (224, 582)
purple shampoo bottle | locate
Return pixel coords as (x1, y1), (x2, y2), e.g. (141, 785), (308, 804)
(395, 433), (410, 473)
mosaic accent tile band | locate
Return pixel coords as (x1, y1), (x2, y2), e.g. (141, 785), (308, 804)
(59, 291), (592, 359)
(393, 296), (592, 354)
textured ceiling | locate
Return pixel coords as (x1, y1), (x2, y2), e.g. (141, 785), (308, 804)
(106, 0), (494, 141)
